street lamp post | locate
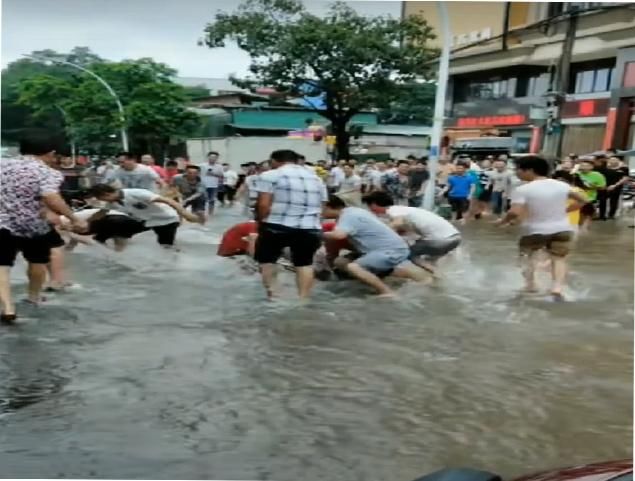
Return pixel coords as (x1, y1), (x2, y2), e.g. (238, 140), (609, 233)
(23, 54), (129, 151)
(54, 105), (76, 161)
(422, 2), (451, 211)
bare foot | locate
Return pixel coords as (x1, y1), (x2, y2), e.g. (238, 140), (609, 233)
(376, 291), (397, 299)
(522, 285), (539, 294)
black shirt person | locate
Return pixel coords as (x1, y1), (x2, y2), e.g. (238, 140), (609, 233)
(597, 156), (630, 220)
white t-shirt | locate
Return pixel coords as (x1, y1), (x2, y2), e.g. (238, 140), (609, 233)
(338, 174), (362, 193)
(109, 188), (179, 227)
(109, 165), (160, 192)
(386, 206), (459, 240)
(223, 169), (238, 187)
(327, 166), (345, 188)
(201, 163), (224, 189)
(511, 179), (573, 235)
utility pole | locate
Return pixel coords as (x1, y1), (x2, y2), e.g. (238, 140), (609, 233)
(423, 1), (451, 211)
(543, 10), (577, 159)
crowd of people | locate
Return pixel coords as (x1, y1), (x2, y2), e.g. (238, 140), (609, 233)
(0, 138), (632, 323)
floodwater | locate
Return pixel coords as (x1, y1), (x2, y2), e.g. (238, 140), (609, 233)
(0, 208), (632, 481)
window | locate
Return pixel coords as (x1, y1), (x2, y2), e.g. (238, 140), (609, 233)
(527, 74), (550, 97)
(549, 2), (613, 16)
(573, 67), (613, 93)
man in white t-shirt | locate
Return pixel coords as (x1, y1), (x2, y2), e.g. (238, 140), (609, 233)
(363, 191), (461, 275)
(338, 164), (362, 194)
(87, 184), (200, 248)
(107, 152), (165, 192)
(201, 151), (224, 215)
(498, 155), (587, 299)
(219, 163), (239, 207)
(326, 160), (346, 193)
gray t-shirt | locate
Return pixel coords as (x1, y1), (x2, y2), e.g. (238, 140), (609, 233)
(109, 165), (159, 192)
(336, 207), (409, 254)
(172, 174), (205, 199)
(487, 170), (512, 193)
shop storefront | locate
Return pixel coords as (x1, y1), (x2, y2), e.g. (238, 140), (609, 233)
(445, 112), (536, 154)
(559, 98), (609, 156)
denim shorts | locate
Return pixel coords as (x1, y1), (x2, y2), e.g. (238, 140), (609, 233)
(355, 248), (410, 275)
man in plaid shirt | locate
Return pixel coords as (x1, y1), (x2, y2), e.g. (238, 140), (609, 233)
(254, 149), (327, 299)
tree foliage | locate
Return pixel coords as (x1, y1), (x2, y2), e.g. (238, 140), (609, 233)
(377, 82), (436, 125)
(3, 48), (199, 156)
(202, 0), (436, 157)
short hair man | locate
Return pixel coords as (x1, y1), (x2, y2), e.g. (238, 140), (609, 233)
(253, 149), (327, 299)
(322, 195), (428, 297)
(363, 191), (460, 276)
(87, 183), (200, 248)
(498, 155), (588, 299)
(108, 152), (165, 192)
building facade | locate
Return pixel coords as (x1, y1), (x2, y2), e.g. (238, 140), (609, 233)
(403, 2), (635, 158)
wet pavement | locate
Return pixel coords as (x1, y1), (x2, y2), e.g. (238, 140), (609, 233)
(0, 208), (632, 480)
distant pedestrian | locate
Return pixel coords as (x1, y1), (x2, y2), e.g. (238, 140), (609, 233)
(201, 151), (224, 215)
(107, 152), (165, 192)
(444, 162), (475, 223)
(218, 163), (238, 207)
(381, 159), (410, 205)
(141, 154), (168, 181)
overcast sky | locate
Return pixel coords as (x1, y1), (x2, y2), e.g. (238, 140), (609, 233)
(1, 0), (401, 78)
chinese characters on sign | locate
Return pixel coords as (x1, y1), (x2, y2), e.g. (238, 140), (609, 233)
(451, 27), (492, 47)
(456, 115), (527, 127)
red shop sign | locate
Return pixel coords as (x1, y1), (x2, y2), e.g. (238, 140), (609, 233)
(561, 98), (609, 118)
(456, 114), (527, 127)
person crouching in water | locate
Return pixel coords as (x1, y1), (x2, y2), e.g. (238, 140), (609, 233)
(362, 191), (461, 276)
(216, 220), (349, 281)
(322, 195), (430, 297)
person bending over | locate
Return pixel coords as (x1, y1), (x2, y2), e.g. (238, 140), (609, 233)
(87, 184), (200, 249)
(322, 195), (429, 297)
(363, 191), (461, 275)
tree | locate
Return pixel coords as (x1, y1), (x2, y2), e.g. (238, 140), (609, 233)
(202, 0), (436, 158)
(14, 54), (200, 157)
(1, 48), (102, 150)
(377, 81), (436, 125)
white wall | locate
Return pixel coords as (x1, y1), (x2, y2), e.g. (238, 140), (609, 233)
(351, 135), (430, 159)
(186, 137), (328, 169)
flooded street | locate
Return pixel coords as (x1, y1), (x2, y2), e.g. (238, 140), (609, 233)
(0, 209), (632, 481)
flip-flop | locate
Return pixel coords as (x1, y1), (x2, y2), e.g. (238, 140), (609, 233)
(1, 313), (17, 325)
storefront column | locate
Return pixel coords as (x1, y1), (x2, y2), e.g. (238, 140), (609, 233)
(603, 107), (618, 149)
(529, 126), (542, 153)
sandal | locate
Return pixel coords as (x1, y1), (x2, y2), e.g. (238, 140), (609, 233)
(1, 313), (17, 325)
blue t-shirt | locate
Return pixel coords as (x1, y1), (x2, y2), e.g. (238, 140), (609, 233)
(447, 174), (475, 198)
(336, 207), (409, 254)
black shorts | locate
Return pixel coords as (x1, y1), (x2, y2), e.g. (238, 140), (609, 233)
(477, 188), (492, 202)
(580, 202), (596, 218)
(150, 222), (180, 246)
(43, 227), (66, 249)
(254, 223), (322, 267)
(91, 215), (146, 243)
(0, 228), (53, 266)
(184, 196), (206, 213)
